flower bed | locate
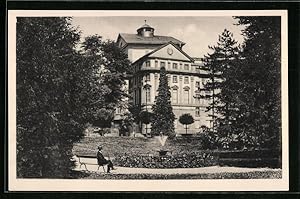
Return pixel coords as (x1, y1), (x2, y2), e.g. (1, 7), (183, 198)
(114, 152), (218, 168)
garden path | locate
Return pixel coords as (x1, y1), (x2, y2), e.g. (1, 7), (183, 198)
(73, 157), (281, 174)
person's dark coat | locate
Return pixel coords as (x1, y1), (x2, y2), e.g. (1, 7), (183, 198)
(97, 151), (109, 165)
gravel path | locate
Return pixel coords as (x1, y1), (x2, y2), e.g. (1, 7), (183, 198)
(73, 157), (281, 174)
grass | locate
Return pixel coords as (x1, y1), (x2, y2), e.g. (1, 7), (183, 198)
(70, 170), (282, 179)
(72, 136), (210, 157)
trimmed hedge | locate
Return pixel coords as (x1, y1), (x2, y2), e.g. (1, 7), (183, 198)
(218, 149), (281, 159)
(218, 149), (281, 168)
(114, 152), (218, 168)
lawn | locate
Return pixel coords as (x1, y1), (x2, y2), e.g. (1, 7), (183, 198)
(72, 136), (209, 157)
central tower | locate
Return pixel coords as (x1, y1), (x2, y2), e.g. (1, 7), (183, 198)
(137, 22), (155, 37)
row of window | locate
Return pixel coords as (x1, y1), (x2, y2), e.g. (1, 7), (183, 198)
(134, 90), (206, 117)
(145, 61), (190, 71)
(142, 88), (206, 105)
(132, 74), (206, 87)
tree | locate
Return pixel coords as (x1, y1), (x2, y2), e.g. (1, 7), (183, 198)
(179, 114), (194, 135)
(230, 16), (281, 149)
(151, 67), (175, 138)
(200, 29), (240, 148)
(16, 18), (131, 178)
(17, 17), (89, 177)
(81, 35), (131, 130)
(122, 112), (135, 136)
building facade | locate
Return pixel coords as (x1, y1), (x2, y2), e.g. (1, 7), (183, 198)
(116, 23), (212, 135)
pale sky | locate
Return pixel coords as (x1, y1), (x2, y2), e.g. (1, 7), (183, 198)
(71, 16), (245, 58)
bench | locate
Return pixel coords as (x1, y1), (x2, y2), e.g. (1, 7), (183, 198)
(75, 154), (107, 172)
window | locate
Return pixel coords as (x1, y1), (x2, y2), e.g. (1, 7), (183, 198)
(145, 61), (151, 67)
(184, 90), (189, 104)
(184, 77), (189, 84)
(173, 63), (178, 70)
(168, 62), (171, 69)
(196, 66), (200, 72)
(145, 74), (150, 82)
(145, 88), (151, 102)
(195, 107), (200, 117)
(184, 64), (189, 70)
(160, 61), (166, 68)
(155, 61), (158, 68)
(172, 89), (178, 103)
(173, 76), (178, 83)
(196, 81), (200, 88)
(180, 63), (183, 69)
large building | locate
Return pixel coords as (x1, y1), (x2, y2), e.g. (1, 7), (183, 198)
(116, 23), (212, 135)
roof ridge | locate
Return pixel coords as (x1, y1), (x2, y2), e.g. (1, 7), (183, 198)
(118, 33), (185, 45)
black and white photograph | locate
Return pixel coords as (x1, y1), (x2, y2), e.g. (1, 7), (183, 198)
(8, 10), (288, 191)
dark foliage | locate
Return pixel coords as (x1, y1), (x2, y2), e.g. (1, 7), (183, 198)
(139, 111), (153, 125)
(114, 153), (218, 168)
(178, 113), (195, 134)
(200, 17), (281, 150)
(17, 17), (86, 178)
(230, 16), (281, 149)
(16, 18), (130, 178)
(151, 67), (175, 138)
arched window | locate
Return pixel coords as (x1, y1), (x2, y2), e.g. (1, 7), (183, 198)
(183, 86), (190, 104)
(144, 84), (151, 103)
(172, 85), (179, 104)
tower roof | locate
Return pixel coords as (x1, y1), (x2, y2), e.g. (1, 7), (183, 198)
(137, 23), (154, 31)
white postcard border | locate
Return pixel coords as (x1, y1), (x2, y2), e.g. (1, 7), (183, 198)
(8, 10), (289, 191)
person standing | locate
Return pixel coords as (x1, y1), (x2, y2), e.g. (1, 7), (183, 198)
(96, 146), (115, 173)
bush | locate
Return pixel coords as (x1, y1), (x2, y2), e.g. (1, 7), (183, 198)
(114, 152), (218, 168)
(198, 131), (219, 150)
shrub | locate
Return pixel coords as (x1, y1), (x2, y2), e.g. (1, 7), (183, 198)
(198, 131), (219, 150)
(114, 152), (218, 168)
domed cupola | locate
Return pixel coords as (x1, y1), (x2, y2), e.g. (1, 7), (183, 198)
(137, 20), (154, 37)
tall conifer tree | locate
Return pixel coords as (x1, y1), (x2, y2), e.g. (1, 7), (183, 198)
(231, 16), (281, 149)
(151, 67), (175, 138)
(201, 29), (240, 145)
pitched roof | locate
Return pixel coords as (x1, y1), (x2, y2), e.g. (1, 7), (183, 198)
(118, 33), (185, 46)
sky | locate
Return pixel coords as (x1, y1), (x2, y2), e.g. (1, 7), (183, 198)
(71, 16), (245, 58)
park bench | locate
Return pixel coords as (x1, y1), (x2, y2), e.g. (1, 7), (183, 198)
(75, 154), (107, 172)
